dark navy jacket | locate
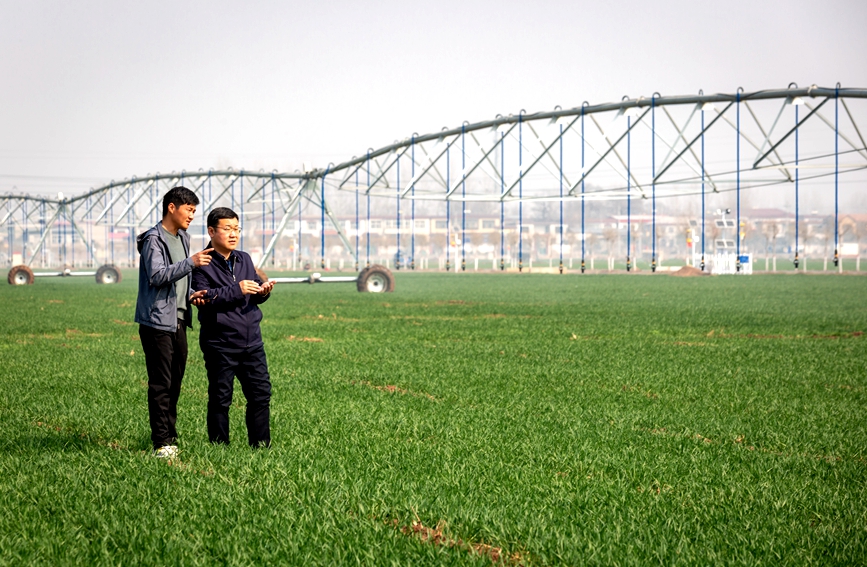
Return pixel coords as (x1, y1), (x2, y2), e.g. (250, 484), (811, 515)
(191, 246), (270, 351)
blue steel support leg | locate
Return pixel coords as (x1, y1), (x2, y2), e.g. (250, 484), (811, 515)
(794, 102), (800, 269)
(736, 90), (742, 273)
(355, 169), (359, 271)
(701, 105), (706, 271)
(651, 95), (657, 272)
(461, 125), (466, 272)
(626, 116), (631, 272)
(446, 144), (451, 272)
(320, 169), (327, 270)
(396, 156), (401, 270)
(581, 105), (586, 274)
(518, 114), (523, 272)
(559, 123), (564, 274)
(411, 135), (416, 270)
(500, 132), (505, 271)
(366, 151), (371, 268)
(834, 84), (840, 269)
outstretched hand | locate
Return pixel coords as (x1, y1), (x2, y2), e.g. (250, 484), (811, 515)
(191, 248), (214, 267)
(189, 289), (209, 306)
(238, 280), (262, 295)
(258, 281), (275, 295)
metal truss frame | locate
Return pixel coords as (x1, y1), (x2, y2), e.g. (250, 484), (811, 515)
(3, 85), (866, 271)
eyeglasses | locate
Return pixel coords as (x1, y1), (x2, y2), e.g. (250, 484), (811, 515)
(215, 226), (241, 235)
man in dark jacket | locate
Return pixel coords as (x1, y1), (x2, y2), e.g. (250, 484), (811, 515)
(135, 186), (213, 458)
(191, 207), (275, 447)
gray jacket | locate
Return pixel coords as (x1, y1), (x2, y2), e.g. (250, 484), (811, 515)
(135, 223), (195, 331)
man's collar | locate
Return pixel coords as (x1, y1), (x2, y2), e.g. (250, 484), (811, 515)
(215, 249), (236, 262)
(158, 223), (185, 238)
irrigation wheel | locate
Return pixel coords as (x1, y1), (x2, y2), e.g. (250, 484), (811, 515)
(356, 264), (395, 293)
(7, 265), (35, 285)
(95, 264), (122, 284)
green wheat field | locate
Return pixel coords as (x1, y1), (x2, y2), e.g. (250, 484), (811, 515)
(1, 272), (865, 566)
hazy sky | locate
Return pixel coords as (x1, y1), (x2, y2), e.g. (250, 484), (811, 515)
(2, 0), (866, 198)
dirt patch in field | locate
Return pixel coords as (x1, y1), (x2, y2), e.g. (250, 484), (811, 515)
(391, 518), (525, 565)
(810, 331), (864, 339)
(670, 266), (709, 277)
(285, 335), (324, 342)
(707, 329), (864, 340)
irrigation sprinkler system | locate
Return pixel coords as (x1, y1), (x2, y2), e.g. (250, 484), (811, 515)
(4, 85), (866, 284)
(263, 264), (395, 293)
(7, 264), (122, 286)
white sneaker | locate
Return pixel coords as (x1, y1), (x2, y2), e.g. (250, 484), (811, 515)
(153, 445), (179, 458)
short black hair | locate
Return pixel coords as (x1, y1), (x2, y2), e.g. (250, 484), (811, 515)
(207, 207), (239, 228)
(162, 186), (200, 217)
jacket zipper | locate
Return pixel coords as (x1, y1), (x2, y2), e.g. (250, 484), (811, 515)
(227, 254), (248, 347)
(227, 255), (235, 282)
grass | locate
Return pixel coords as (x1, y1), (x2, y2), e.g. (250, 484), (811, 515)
(1, 271), (866, 565)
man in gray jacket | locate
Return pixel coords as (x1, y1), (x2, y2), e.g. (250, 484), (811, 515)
(135, 186), (213, 458)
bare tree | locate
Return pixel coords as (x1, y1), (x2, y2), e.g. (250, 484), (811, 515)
(761, 221), (780, 272)
(564, 230), (579, 266)
(586, 233), (598, 270)
(433, 231), (448, 256)
(797, 220), (816, 271)
(368, 233), (388, 258)
(603, 227), (617, 271)
(678, 219), (691, 265)
(657, 225), (666, 267)
(739, 220), (753, 257)
(468, 231), (485, 254)
(854, 221), (866, 271)
(506, 230), (519, 264)
(820, 216), (834, 271)
(414, 233), (430, 255)
(709, 222), (721, 255)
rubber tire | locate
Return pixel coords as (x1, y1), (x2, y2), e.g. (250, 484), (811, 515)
(8, 265), (35, 285)
(356, 264), (395, 293)
(95, 264), (122, 284)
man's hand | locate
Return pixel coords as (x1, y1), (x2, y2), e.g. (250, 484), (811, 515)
(239, 280), (262, 295)
(258, 281), (275, 295)
(189, 289), (209, 306)
(191, 248), (214, 267)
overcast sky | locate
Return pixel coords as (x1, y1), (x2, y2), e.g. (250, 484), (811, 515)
(2, 0), (866, 199)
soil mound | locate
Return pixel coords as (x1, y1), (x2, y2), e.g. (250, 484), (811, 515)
(671, 265), (709, 277)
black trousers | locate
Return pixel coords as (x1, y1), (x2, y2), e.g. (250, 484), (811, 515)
(202, 344), (271, 447)
(139, 321), (187, 449)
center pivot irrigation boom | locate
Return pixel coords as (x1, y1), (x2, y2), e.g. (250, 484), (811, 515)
(262, 264), (395, 293)
(4, 85), (866, 281)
